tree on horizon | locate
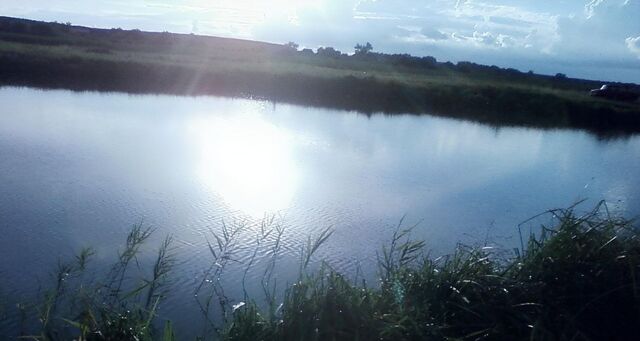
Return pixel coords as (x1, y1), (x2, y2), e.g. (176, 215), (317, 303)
(354, 42), (373, 55)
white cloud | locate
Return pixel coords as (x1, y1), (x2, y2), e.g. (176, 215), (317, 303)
(473, 31), (499, 46)
(553, 0), (640, 60)
(248, 0), (639, 81)
(627, 36), (640, 58)
(421, 27), (448, 41)
(585, 0), (605, 18)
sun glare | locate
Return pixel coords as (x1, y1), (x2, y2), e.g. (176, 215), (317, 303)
(187, 107), (299, 217)
(201, 0), (324, 26)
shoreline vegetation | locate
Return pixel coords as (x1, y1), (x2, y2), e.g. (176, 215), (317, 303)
(1, 16), (640, 137)
(2, 202), (640, 340)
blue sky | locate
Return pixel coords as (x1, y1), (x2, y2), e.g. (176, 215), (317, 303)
(2, 0), (639, 82)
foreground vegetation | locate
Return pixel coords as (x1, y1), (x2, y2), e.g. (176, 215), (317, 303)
(2, 202), (639, 340)
(225, 203), (640, 341)
(1, 16), (639, 136)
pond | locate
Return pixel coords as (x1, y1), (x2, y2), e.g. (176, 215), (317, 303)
(1, 87), (639, 337)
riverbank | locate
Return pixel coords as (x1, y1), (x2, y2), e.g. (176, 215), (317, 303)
(1, 16), (639, 136)
(3, 203), (639, 340)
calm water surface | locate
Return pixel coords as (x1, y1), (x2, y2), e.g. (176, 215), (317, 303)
(1, 87), (639, 336)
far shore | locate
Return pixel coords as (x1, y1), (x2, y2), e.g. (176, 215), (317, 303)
(1, 16), (639, 137)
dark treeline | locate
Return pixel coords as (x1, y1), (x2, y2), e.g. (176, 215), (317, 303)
(291, 45), (602, 91)
(1, 16), (639, 137)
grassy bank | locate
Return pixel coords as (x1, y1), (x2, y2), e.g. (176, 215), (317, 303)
(224, 203), (640, 341)
(3, 203), (640, 340)
(1, 16), (639, 136)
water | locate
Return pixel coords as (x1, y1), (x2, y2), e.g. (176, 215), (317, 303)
(1, 87), (639, 337)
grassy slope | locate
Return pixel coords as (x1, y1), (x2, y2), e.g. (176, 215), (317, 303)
(0, 16), (639, 135)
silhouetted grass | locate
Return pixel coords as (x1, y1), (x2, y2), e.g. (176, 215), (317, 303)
(224, 202), (640, 341)
(3, 203), (639, 340)
(9, 223), (177, 340)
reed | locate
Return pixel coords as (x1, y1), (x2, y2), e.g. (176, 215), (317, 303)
(224, 202), (640, 340)
(13, 223), (176, 340)
(4, 203), (639, 340)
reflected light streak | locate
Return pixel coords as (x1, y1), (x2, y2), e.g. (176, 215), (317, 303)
(188, 110), (299, 217)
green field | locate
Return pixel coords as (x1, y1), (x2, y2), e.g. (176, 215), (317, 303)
(1, 16), (639, 135)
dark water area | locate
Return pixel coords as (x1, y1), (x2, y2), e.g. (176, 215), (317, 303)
(1, 87), (639, 338)
(2, 54), (640, 137)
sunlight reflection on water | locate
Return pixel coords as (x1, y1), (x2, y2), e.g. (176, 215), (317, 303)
(1, 87), (640, 338)
(188, 106), (300, 217)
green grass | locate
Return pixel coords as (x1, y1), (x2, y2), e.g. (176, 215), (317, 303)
(4, 202), (639, 340)
(223, 202), (640, 340)
(0, 37), (615, 99)
(9, 223), (177, 341)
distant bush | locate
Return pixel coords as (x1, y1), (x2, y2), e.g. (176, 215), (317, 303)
(316, 46), (342, 58)
(284, 41), (298, 51)
(299, 48), (314, 56)
(354, 42), (373, 55)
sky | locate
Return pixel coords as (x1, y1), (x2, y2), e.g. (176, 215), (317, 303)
(2, 0), (639, 82)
